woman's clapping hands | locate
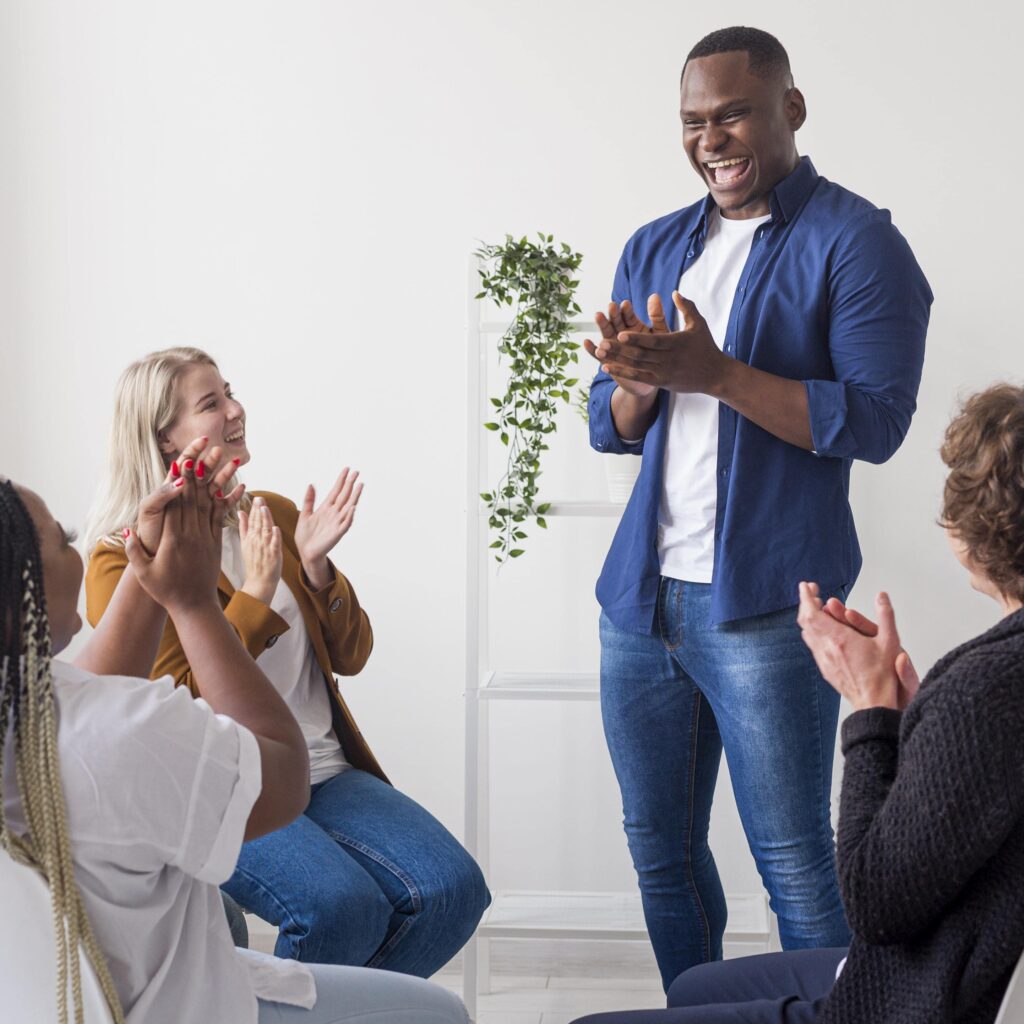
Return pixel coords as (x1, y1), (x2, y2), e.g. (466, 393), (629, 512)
(797, 582), (920, 712)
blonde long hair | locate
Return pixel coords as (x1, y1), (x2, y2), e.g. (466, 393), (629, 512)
(84, 347), (245, 554)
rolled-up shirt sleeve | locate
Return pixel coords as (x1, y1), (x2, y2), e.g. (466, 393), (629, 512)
(805, 211), (931, 464)
(589, 241), (648, 456)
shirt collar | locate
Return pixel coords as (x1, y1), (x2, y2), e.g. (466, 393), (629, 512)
(689, 155), (819, 239)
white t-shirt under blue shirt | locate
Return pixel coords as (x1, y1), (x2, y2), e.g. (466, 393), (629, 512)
(658, 208), (771, 582)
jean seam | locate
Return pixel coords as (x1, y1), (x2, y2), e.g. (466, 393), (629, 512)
(686, 691), (712, 962)
(229, 866), (306, 959)
(320, 828), (424, 967)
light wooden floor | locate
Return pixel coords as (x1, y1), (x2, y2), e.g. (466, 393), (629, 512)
(248, 921), (757, 1022)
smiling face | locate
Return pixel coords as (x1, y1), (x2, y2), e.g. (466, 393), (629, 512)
(159, 363), (249, 466)
(17, 487), (84, 654)
(680, 50), (805, 219)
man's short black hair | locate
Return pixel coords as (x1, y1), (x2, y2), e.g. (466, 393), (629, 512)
(682, 26), (792, 84)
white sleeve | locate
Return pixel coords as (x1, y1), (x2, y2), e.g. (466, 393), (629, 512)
(57, 672), (262, 884)
(172, 701), (262, 883)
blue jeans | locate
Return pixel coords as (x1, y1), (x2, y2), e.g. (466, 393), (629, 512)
(569, 948), (846, 1024)
(223, 769), (490, 977)
(600, 580), (850, 990)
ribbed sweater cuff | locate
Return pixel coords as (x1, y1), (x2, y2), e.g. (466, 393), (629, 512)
(841, 706), (902, 755)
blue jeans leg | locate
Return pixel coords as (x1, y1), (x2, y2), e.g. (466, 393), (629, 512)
(223, 811), (394, 966)
(224, 770), (490, 976)
(677, 585), (851, 951)
(600, 605), (728, 991)
(303, 769), (490, 977)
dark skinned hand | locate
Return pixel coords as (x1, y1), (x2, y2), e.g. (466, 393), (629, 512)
(587, 291), (729, 396)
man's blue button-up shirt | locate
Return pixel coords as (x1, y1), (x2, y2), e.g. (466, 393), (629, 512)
(590, 157), (932, 631)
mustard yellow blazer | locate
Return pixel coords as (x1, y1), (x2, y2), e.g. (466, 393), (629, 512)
(85, 490), (387, 783)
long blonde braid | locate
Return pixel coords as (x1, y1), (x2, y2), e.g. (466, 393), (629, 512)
(0, 482), (125, 1024)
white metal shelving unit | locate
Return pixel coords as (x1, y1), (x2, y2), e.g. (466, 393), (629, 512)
(462, 260), (771, 1018)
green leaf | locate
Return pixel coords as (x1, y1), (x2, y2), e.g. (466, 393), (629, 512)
(537, 517), (547, 529)
(509, 549), (524, 558)
(484, 422), (499, 431)
(536, 502), (551, 514)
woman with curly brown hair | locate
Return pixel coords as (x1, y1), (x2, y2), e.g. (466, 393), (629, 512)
(572, 383), (1024, 1024)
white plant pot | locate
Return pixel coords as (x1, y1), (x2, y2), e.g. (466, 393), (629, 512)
(605, 456), (642, 503)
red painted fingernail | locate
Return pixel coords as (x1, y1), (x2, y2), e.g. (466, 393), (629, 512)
(183, 459), (194, 471)
(215, 489), (223, 498)
(196, 461), (205, 479)
(232, 458), (241, 466)
(123, 528), (131, 538)
(174, 478), (185, 489)
(171, 460), (180, 478)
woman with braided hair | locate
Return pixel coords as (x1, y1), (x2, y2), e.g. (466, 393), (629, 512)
(1, 458), (469, 1023)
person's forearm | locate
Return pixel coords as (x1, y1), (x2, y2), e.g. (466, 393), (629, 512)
(169, 599), (304, 750)
(710, 360), (814, 451)
(302, 558), (333, 591)
(74, 565), (167, 678)
(169, 598), (309, 836)
(610, 387), (659, 441)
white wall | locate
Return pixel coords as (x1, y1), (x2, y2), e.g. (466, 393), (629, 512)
(0, 0), (1017, 901)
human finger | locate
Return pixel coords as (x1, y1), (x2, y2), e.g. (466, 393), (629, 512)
(175, 437), (209, 479)
(326, 468), (350, 505)
(874, 591), (898, 646)
(619, 300), (649, 334)
(301, 484), (316, 518)
(346, 481), (364, 511)
(604, 341), (663, 369)
(797, 581), (824, 625)
(222, 483), (246, 513)
(194, 445), (221, 485)
(123, 529), (154, 573)
(608, 302), (627, 335)
(583, 338), (607, 363)
(895, 651), (921, 691)
(594, 311), (617, 342)
(648, 294), (669, 333)
(672, 292), (703, 332)
(239, 508), (249, 540)
(209, 455), (238, 494)
(332, 470), (359, 509)
(617, 330), (675, 352)
(600, 362), (658, 386)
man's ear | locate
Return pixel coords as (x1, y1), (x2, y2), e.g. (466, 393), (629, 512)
(785, 87), (807, 133)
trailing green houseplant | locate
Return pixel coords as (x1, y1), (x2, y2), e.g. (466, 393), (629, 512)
(475, 233), (586, 563)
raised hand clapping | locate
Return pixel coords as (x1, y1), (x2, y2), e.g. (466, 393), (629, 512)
(294, 469), (363, 590)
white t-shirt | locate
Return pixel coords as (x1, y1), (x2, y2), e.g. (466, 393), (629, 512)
(658, 208), (770, 582)
(222, 530), (348, 785)
(2, 660), (315, 1024)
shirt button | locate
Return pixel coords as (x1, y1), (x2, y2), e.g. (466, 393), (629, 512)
(329, 598), (343, 613)
(720, 468), (729, 477)
(687, 250), (695, 258)
(265, 635), (279, 648)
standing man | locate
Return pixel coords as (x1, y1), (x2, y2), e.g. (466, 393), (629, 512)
(585, 26), (931, 991)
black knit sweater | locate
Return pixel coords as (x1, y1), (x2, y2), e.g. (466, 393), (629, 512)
(819, 608), (1024, 1024)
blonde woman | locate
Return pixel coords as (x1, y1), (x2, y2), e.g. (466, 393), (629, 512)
(1, 464), (469, 1023)
(84, 348), (489, 975)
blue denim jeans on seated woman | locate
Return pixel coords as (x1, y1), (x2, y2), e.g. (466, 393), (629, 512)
(222, 769), (490, 977)
(600, 579), (851, 991)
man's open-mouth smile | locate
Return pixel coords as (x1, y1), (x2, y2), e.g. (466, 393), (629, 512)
(703, 156), (752, 189)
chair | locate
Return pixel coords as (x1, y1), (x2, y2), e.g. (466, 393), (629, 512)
(995, 947), (1024, 1024)
(0, 849), (116, 1023)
